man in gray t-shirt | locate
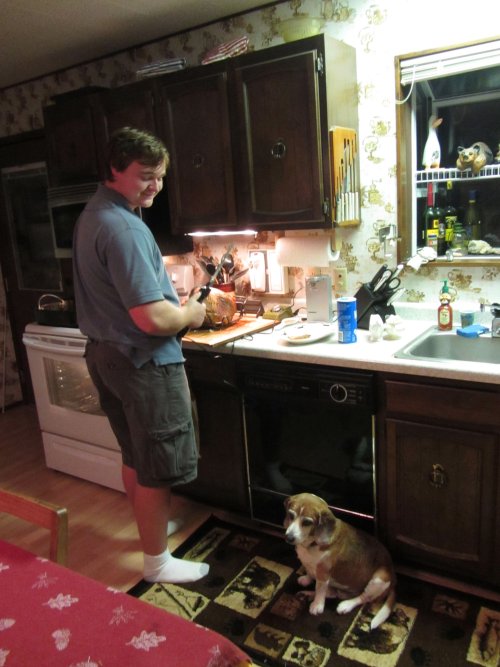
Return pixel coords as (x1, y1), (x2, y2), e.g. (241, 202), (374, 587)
(73, 127), (209, 585)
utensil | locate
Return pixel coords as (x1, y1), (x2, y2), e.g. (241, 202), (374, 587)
(373, 269), (393, 292)
(230, 268), (249, 282)
(196, 259), (212, 277)
(373, 263), (404, 293)
(368, 264), (388, 291)
(383, 277), (402, 292)
(386, 286), (405, 306)
(178, 245), (234, 338)
(222, 254), (235, 282)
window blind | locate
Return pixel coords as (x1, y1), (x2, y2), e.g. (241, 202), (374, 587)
(400, 40), (500, 85)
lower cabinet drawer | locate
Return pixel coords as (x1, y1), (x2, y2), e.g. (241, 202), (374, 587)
(384, 380), (499, 430)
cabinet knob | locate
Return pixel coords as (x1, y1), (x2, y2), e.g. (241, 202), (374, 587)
(270, 140), (287, 159)
(192, 153), (205, 169)
(429, 463), (448, 488)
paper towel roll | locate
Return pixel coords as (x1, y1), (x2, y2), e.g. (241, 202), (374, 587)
(275, 236), (339, 267)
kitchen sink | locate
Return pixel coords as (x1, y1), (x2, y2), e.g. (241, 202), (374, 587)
(394, 326), (499, 364)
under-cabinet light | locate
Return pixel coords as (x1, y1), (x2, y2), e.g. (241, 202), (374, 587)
(187, 230), (257, 237)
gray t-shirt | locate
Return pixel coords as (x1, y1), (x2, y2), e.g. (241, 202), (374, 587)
(73, 184), (183, 368)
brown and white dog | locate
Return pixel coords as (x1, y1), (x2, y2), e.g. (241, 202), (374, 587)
(284, 493), (396, 630)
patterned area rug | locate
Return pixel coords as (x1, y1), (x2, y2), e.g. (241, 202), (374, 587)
(129, 516), (500, 667)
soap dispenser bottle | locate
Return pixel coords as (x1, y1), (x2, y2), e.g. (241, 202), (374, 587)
(438, 279), (453, 331)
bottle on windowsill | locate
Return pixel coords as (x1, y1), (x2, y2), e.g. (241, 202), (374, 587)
(443, 180), (457, 251)
(435, 185), (447, 256)
(464, 189), (482, 245)
(423, 183), (439, 252)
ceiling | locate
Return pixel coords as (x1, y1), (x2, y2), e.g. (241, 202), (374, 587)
(0, 0), (275, 90)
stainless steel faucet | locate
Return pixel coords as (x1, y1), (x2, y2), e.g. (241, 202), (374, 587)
(491, 304), (500, 338)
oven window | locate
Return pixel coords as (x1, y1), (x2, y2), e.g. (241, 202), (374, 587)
(43, 358), (104, 415)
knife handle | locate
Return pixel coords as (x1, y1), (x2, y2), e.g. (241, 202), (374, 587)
(368, 264), (387, 291)
(177, 285), (211, 339)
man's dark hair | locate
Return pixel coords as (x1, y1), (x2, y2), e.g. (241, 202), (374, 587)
(105, 127), (169, 180)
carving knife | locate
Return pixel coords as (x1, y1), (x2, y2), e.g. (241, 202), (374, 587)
(177, 245), (234, 338)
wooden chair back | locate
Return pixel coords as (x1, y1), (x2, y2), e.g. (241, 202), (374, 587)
(0, 488), (68, 565)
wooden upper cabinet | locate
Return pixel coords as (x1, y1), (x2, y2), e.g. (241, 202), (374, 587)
(157, 68), (237, 233)
(232, 49), (326, 229)
(42, 36), (358, 231)
(44, 94), (102, 186)
(99, 82), (157, 141)
(156, 35), (357, 234)
(44, 83), (157, 187)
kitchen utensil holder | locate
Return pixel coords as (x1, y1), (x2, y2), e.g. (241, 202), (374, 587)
(330, 126), (360, 227)
(354, 283), (395, 330)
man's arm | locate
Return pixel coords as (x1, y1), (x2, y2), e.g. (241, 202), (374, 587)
(129, 293), (206, 336)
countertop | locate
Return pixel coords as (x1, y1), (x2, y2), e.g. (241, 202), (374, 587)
(183, 315), (500, 386)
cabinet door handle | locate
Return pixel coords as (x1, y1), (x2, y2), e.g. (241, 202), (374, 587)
(270, 140), (287, 159)
(192, 153), (205, 169)
(429, 463), (448, 488)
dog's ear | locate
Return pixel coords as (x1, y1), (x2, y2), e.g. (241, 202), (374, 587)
(283, 497), (294, 527)
(313, 510), (336, 546)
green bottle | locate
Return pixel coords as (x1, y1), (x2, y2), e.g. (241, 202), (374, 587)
(443, 181), (457, 250)
(423, 183), (439, 251)
(464, 190), (482, 242)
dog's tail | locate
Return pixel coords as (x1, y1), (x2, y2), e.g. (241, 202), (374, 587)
(370, 588), (396, 630)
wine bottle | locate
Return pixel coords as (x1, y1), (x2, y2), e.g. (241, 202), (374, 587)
(464, 190), (482, 243)
(443, 180), (457, 250)
(423, 182), (439, 251)
(435, 186), (447, 256)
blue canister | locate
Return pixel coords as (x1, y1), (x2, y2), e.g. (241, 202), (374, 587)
(337, 297), (357, 343)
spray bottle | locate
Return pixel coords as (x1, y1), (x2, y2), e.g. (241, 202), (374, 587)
(438, 279), (453, 331)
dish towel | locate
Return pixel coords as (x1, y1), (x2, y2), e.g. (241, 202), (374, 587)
(201, 36), (249, 65)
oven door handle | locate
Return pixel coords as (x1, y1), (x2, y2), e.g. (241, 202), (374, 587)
(22, 335), (86, 356)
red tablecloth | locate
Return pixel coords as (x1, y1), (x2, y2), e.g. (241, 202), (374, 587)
(0, 539), (252, 666)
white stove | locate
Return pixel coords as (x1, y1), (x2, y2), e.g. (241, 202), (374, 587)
(23, 323), (124, 492)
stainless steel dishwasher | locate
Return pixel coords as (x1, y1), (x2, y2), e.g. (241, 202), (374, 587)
(238, 358), (376, 532)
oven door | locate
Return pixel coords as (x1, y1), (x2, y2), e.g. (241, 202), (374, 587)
(22, 327), (119, 451)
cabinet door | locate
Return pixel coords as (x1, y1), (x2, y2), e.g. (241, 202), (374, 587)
(232, 50), (328, 228)
(182, 354), (249, 513)
(157, 71), (237, 233)
(381, 418), (498, 583)
(44, 98), (102, 186)
(99, 83), (157, 142)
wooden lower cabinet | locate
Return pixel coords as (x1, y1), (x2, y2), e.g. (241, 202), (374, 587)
(378, 378), (500, 587)
(181, 351), (249, 514)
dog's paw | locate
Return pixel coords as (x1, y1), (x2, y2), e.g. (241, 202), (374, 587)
(309, 600), (325, 615)
(298, 574), (313, 587)
(336, 599), (358, 615)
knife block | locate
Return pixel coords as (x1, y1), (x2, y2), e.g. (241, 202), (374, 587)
(330, 126), (360, 227)
(354, 284), (395, 330)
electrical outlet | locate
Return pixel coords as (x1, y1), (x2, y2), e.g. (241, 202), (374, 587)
(333, 268), (347, 292)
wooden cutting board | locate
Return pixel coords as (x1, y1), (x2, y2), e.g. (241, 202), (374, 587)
(183, 316), (274, 347)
